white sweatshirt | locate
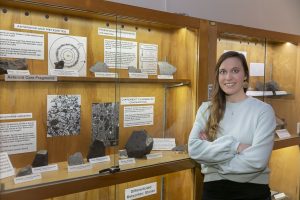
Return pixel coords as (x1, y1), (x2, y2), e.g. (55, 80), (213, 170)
(188, 97), (276, 184)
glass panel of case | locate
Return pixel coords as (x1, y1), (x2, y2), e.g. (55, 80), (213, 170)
(0, 1), (199, 199)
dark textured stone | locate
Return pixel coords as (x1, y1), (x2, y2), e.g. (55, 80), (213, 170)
(0, 58), (28, 74)
(87, 139), (105, 162)
(32, 150), (48, 167)
(54, 60), (64, 69)
(16, 165), (32, 177)
(68, 152), (84, 166)
(125, 130), (153, 158)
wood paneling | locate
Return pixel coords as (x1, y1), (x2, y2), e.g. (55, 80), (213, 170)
(0, 2), (200, 200)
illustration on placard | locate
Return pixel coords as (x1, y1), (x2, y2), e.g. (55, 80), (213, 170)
(92, 102), (119, 146)
(47, 95), (81, 137)
(48, 34), (87, 76)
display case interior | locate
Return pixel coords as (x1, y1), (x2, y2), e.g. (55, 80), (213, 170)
(0, 1), (199, 199)
(216, 23), (300, 200)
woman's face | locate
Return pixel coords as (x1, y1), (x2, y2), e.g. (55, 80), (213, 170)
(218, 57), (246, 101)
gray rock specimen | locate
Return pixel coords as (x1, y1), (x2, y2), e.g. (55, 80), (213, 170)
(90, 61), (109, 73)
(16, 165), (32, 177)
(125, 130), (153, 158)
(158, 61), (177, 75)
(32, 150), (48, 167)
(256, 81), (280, 92)
(68, 152), (84, 166)
(128, 66), (141, 73)
(87, 139), (105, 162)
(54, 60), (64, 69)
(172, 144), (188, 153)
(119, 149), (128, 159)
(0, 58), (28, 74)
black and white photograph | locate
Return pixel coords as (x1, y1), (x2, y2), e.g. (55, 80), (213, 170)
(92, 102), (119, 146)
(47, 95), (81, 137)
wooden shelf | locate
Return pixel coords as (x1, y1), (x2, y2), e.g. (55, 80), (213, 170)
(0, 75), (191, 85)
(0, 151), (195, 200)
(273, 135), (300, 150)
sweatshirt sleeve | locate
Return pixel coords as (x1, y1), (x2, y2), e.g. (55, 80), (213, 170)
(216, 104), (276, 179)
(188, 102), (240, 165)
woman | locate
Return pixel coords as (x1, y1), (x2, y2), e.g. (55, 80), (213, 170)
(188, 51), (276, 200)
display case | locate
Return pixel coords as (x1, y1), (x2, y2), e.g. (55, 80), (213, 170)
(0, 1), (204, 199)
(211, 22), (300, 200)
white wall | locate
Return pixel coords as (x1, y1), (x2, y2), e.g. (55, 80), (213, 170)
(108, 0), (300, 35)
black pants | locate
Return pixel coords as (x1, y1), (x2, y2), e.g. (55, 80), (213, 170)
(202, 180), (271, 200)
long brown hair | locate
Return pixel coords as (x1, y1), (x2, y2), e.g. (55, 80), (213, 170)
(205, 51), (249, 141)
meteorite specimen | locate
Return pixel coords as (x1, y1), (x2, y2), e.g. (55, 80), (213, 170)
(87, 139), (105, 162)
(0, 58), (28, 74)
(158, 61), (176, 75)
(16, 165), (32, 177)
(32, 150), (48, 167)
(125, 130), (153, 158)
(68, 152), (84, 166)
(89, 61), (109, 73)
(128, 66), (141, 73)
(54, 60), (64, 69)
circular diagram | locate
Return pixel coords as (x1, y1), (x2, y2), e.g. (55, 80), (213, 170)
(48, 35), (86, 74)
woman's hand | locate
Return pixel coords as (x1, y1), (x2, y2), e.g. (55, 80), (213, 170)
(237, 143), (251, 154)
(199, 131), (208, 140)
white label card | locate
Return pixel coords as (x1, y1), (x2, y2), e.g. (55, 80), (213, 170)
(0, 30), (44, 60)
(119, 158), (135, 166)
(14, 24), (69, 34)
(50, 69), (79, 77)
(7, 70), (30, 75)
(68, 163), (92, 172)
(104, 39), (137, 69)
(32, 164), (58, 173)
(250, 62), (265, 77)
(0, 152), (15, 179)
(89, 155), (111, 164)
(128, 73), (148, 79)
(0, 113), (32, 120)
(0, 121), (37, 155)
(125, 182), (157, 200)
(157, 75), (173, 79)
(98, 27), (136, 39)
(139, 43), (158, 75)
(146, 152), (163, 160)
(95, 72), (118, 78)
(276, 129), (291, 139)
(152, 138), (176, 150)
(5, 74), (57, 82)
(121, 97), (155, 105)
(14, 173), (42, 184)
(123, 105), (153, 127)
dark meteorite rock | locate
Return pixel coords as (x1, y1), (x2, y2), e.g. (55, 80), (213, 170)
(32, 150), (48, 167)
(89, 61), (109, 73)
(68, 152), (84, 166)
(0, 58), (28, 74)
(54, 60), (64, 69)
(16, 165), (32, 177)
(87, 139), (105, 162)
(125, 130), (153, 158)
